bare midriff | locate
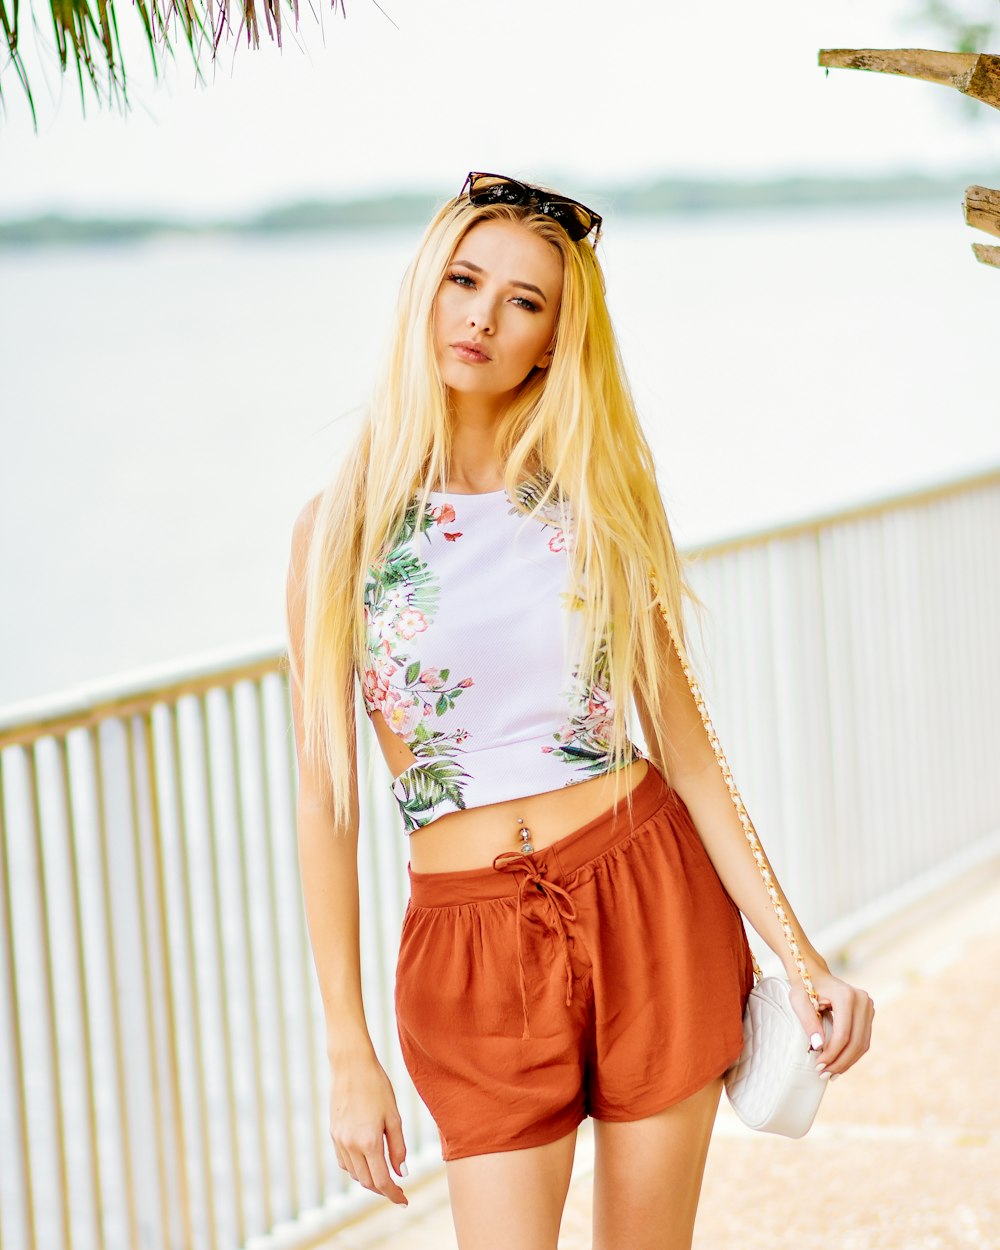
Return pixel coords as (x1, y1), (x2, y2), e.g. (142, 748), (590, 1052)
(405, 756), (650, 872)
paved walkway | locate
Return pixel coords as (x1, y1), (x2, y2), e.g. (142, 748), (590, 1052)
(328, 858), (1000, 1249)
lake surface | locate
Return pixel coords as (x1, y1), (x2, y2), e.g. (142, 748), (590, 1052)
(1, 201), (998, 710)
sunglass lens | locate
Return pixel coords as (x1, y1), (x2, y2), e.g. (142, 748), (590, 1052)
(540, 201), (593, 241)
(469, 176), (527, 206)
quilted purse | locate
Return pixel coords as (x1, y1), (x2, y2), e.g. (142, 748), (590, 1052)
(650, 575), (833, 1137)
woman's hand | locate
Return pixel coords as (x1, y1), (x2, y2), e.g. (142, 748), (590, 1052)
(789, 968), (875, 1079)
(329, 1054), (409, 1206)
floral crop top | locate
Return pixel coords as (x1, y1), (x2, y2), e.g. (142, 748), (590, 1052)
(361, 474), (645, 833)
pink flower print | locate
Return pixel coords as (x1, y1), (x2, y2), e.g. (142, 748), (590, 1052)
(367, 605), (400, 649)
(395, 607), (429, 641)
(383, 688), (424, 737)
(433, 503), (457, 525)
(443, 531), (463, 542)
(363, 657), (398, 713)
(360, 667), (378, 710)
(454, 728), (470, 744)
(581, 686), (614, 741)
(548, 528), (567, 554)
(420, 667), (446, 690)
(458, 677), (475, 688)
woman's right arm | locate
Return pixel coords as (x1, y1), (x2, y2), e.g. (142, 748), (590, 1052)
(286, 497), (409, 1206)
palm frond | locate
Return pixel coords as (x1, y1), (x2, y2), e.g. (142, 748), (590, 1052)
(0, 0), (346, 129)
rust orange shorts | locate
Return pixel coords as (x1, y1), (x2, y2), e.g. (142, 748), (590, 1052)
(393, 762), (755, 1161)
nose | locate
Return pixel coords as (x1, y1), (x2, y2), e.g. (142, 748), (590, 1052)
(467, 294), (495, 335)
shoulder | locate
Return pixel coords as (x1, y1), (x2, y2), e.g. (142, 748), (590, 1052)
(289, 490), (324, 562)
(286, 492), (327, 613)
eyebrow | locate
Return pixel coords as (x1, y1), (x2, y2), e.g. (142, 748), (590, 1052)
(451, 259), (548, 302)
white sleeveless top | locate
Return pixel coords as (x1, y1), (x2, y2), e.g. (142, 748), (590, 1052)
(361, 475), (645, 833)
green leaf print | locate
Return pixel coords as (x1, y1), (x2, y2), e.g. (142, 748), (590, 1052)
(378, 547), (440, 621)
(395, 758), (471, 832)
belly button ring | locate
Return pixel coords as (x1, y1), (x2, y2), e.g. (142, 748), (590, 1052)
(516, 816), (535, 854)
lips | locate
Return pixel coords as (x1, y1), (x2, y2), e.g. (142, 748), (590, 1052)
(451, 341), (492, 363)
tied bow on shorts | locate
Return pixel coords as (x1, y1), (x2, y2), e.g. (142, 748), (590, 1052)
(492, 849), (578, 1040)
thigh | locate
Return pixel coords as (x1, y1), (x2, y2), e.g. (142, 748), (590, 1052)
(445, 1125), (578, 1250)
(592, 1075), (723, 1250)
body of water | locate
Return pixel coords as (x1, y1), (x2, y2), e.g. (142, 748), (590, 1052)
(1, 201), (998, 710)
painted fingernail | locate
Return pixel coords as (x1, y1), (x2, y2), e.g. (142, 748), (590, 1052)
(820, 1071), (832, 1080)
(815, 1062), (826, 1072)
(398, 1161), (409, 1177)
(810, 1032), (824, 1050)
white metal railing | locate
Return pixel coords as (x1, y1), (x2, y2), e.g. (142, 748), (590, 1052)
(0, 465), (997, 1250)
(681, 465), (1000, 954)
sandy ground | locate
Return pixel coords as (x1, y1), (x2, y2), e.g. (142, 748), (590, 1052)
(324, 859), (1000, 1249)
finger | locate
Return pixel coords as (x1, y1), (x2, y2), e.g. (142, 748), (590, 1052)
(826, 993), (874, 1075)
(348, 1150), (377, 1194)
(364, 1140), (408, 1206)
(789, 986), (825, 1051)
(333, 1144), (356, 1181)
(384, 1108), (409, 1178)
(815, 993), (854, 1068)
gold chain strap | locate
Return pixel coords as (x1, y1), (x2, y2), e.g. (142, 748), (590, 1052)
(649, 574), (821, 1011)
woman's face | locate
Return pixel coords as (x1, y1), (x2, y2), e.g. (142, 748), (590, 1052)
(432, 218), (563, 404)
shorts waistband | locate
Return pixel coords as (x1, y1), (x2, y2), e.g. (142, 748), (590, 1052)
(407, 762), (675, 908)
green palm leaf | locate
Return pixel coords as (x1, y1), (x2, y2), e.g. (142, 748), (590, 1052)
(396, 758), (470, 832)
(0, 0), (349, 129)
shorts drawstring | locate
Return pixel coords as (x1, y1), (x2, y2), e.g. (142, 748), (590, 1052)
(492, 849), (578, 1040)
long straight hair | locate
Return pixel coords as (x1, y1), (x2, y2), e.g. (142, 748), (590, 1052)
(289, 190), (701, 832)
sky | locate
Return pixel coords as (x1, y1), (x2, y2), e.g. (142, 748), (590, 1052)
(2, 0), (999, 220)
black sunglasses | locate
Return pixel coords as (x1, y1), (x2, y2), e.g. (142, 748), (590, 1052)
(458, 171), (603, 245)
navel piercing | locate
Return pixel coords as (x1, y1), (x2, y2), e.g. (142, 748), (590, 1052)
(515, 816), (535, 854)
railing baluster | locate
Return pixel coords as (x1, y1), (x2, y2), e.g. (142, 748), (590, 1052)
(0, 752), (37, 1250)
(25, 742), (72, 1250)
(124, 712), (170, 1250)
(198, 690), (246, 1249)
(225, 683), (272, 1235)
(56, 731), (104, 1250)
(253, 677), (300, 1223)
(145, 705), (197, 1250)
(168, 698), (221, 1250)
(91, 723), (141, 1250)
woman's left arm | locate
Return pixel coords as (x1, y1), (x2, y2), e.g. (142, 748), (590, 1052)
(632, 629), (875, 1077)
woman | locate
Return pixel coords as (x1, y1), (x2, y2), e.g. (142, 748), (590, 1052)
(285, 172), (874, 1250)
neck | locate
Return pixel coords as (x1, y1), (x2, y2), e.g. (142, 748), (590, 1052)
(444, 390), (511, 489)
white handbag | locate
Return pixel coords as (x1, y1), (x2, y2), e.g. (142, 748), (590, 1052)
(651, 576), (833, 1137)
(723, 975), (833, 1136)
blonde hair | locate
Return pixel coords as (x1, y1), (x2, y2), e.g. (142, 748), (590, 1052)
(289, 187), (701, 832)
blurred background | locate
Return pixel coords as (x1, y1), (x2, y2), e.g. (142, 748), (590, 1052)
(2, 4), (999, 1249)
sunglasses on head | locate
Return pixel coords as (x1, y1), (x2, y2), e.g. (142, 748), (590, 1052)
(458, 171), (603, 245)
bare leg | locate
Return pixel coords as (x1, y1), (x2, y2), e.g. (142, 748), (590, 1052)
(592, 1075), (723, 1250)
(444, 1124), (579, 1250)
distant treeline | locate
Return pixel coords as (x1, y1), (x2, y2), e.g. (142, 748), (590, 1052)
(0, 171), (989, 248)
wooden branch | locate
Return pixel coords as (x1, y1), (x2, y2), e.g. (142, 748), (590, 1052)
(818, 48), (1000, 111)
(972, 242), (1000, 268)
(965, 185), (1000, 240)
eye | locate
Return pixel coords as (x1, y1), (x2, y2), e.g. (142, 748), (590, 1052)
(446, 271), (475, 288)
(512, 295), (541, 313)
